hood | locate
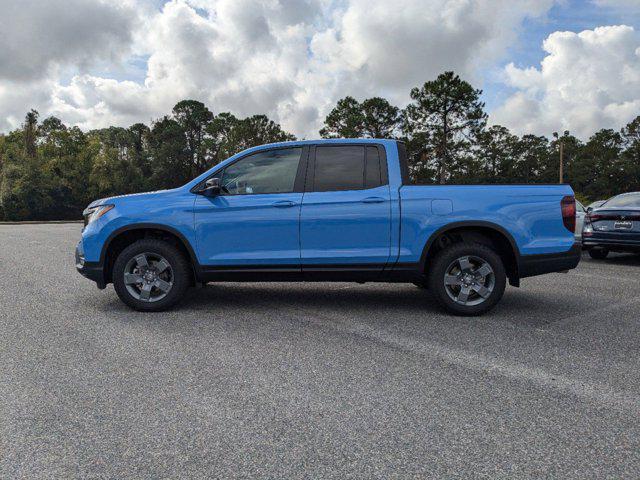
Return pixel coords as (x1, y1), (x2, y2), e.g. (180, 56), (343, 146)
(87, 189), (177, 208)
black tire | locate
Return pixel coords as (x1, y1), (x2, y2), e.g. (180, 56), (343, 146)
(113, 239), (191, 311)
(588, 248), (609, 260)
(427, 242), (507, 316)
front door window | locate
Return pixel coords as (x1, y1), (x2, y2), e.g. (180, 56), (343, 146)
(221, 148), (302, 195)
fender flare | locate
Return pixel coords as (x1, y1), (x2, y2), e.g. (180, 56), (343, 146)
(99, 223), (200, 269)
(418, 220), (521, 276)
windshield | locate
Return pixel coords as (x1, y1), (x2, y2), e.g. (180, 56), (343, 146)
(602, 193), (640, 209)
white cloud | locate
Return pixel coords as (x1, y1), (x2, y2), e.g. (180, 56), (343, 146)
(50, 75), (154, 129)
(311, 0), (555, 95)
(0, 79), (55, 131)
(0, 0), (138, 81)
(0, 0), (573, 138)
(492, 25), (640, 138)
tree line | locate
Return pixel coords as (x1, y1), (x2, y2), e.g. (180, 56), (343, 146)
(321, 72), (640, 198)
(1, 71), (639, 221)
(0, 101), (294, 220)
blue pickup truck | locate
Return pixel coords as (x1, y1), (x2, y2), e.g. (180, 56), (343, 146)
(76, 139), (580, 315)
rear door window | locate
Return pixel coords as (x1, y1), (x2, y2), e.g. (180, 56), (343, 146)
(365, 146), (382, 188)
(313, 146), (365, 192)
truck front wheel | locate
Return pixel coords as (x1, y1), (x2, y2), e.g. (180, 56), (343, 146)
(427, 242), (507, 316)
(112, 239), (191, 311)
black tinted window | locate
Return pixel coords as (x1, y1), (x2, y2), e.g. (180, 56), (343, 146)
(365, 146), (382, 188)
(313, 146), (364, 191)
(221, 148), (301, 195)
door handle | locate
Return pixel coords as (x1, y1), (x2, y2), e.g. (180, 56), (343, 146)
(272, 200), (298, 208)
(362, 197), (385, 204)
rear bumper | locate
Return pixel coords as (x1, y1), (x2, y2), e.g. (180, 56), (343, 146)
(518, 242), (582, 279)
(582, 237), (640, 252)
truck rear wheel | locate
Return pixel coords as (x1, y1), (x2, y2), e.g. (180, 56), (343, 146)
(113, 239), (191, 311)
(427, 242), (506, 316)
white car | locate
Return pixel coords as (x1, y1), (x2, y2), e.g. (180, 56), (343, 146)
(575, 201), (587, 240)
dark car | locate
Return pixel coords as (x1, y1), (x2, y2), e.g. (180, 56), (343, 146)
(583, 192), (640, 259)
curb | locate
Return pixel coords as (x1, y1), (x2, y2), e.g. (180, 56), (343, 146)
(0, 220), (83, 225)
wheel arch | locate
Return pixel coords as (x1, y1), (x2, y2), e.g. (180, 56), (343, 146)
(419, 221), (521, 287)
(100, 223), (199, 284)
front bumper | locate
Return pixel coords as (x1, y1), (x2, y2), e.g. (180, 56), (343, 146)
(518, 242), (582, 279)
(75, 241), (106, 289)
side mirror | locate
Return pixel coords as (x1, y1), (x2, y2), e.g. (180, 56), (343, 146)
(198, 178), (221, 196)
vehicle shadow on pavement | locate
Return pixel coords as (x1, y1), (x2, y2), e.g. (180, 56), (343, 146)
(185, 284), (444, 315)
(95, 282), (592, 329)
(184, 283), (588, 328)
(583, 253), (640, 267)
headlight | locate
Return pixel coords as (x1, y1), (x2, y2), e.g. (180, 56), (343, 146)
(83, 204), (114, 226)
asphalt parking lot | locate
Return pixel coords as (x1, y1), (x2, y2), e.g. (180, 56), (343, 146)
(1, 224), (639, 478)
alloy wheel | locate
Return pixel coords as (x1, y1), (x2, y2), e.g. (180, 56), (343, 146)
(123, 252), (174, 302)
(443, 255), (495, 306)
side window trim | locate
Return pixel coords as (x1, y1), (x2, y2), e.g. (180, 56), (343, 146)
(305, 143), (388, 193)
(293, 146), (310, 193)
(379, 144), (389, 186)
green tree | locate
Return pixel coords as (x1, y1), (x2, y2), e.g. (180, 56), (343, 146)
(24, 109), (39, 158)
(39, 116), (66, 140)
(620, 116), (640, 193)
(320, 96), (400, 139)
(403, 71), (487, 183)
(205, 112), (240, 164)
(569, 129), (622, 200)
(148, 116), (191, 189)
(475, 125), (519, 182)
(224, 114), (295, 154)
(40, 118), (96, 218)
(361, 97), (400, 138)
(129, 123), (152, 178)
(512, 135), (550, 183)
(172, 100), (214, 176)
(320, 96), (363, 138)
(88, 127), (146, 197)
(0, 113), (54, 220)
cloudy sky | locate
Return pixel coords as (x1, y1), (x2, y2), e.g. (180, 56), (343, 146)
(0, 0), (638, 139)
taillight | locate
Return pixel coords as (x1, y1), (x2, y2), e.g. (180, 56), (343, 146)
(561, 195), (576, 233)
